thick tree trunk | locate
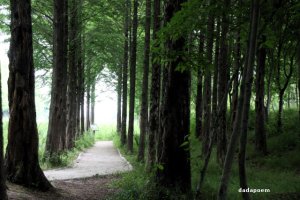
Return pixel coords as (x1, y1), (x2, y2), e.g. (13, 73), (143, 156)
(0, 70), (7, 199)
(255, 37), (267, 155)
(121, 0), (130, 146)
(5, 0), (52, 190)
(156, 0), (190, 192)
(218, 0), (260, 199)
(67, 0), (79, 149)
(195, 33), (204, 139)
(202, 12), (214, 156)
(117, 64), (122, 133)
(217, 0), (230, 165)
(127, 0), (138, 153)
(46, 0), (68, 157)
(211, 18), (220, 138)
(147, 0), (161, 170)
(138, 0), (151, 161)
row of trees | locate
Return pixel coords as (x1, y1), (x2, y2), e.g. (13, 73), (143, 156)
(117, 0), (299, 199)
(0, 0), (125, 198)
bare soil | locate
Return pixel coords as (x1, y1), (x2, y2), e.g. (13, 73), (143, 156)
(7, 175), (120, 200)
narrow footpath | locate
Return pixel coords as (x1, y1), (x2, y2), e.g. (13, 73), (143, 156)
(44, 141), (132, 180)
(8, 141), (132, 200)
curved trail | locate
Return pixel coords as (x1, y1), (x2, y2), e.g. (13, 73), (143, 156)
(44, 141), (132, 181)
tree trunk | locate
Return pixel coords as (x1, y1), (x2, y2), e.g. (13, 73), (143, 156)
(0, 70), (7, 199)
(86, 79), (91, 130)
(46, 0), (68, 157)
(195, 33), (204, 139)
(217, 0), (230, 165)
(255, 36), (267, 155)
(67, 0), (79, 149)
(117, 64), (122, 133)
(5, 0), (52, 190)
(211, 18), (220, 139)
(91, 81), (95, 125)
(147, 0), (161, 170)
(156, 0), (190, 192)
(202, 12), (214, 156)
(121, 0), (130, 146)
(138, 0), (151, 161)
(127, 0), (138, 153)
(218, 0), (260, 199)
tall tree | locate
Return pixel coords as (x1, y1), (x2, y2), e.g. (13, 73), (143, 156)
(218, 0), (260, 199)
(121, 0), (130, 146)
(138, 0), (151, 161)
(217, 0), (230, 165)
(45, 0), (68, 158)
(195, 33), (204, 139)
(147, 0), (161, 169)
(0, 70), (7, 199)
(5, 0), (52, 190)
(127, 0), (138, 153)
(255, 35), (267, 155)
(202, 5), (214, 156)
(117, 64), (122, 133)
(156, 0), (190, 192)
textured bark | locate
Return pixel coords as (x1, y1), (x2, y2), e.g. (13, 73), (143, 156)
(211, 18), (220, 137)
(202, 12), (214, 156)
(195, 33), (204, 139)
(46, 0), (68, 157)
(91, 81), (95, 125)
(67, 0), (79, 149)
(86, 79), (91, 130)
(218, 1), (260, 199)
(217, 0), (230, 165)
(117, 64), (122, 133)
(127, 0), (138, 153)
(138, 0), (151, 161)
(255, 36), (267, 155)
(147, 0), (161, 169)
(5, 0), (52, 190)
(121, 0), (130, 146)
(0, 71), (7, 199)
(156, 0), (190, 192)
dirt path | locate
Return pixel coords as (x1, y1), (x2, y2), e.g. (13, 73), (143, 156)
(44, 141), (132, 180)
(8, 141), (131, 199)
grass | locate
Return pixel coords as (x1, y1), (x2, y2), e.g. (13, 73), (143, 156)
(107, 109), (300, 200)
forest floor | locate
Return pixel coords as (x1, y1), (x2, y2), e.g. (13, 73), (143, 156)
(7, 141), (133, 199)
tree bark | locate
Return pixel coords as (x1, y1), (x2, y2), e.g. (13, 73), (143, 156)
(67, 0), (80, 149)
(218, 0), (260, 199)
(138, 0), (151, 161)
(5, 0), (52, 190)
(156, 0), (190, 192)
(91, 81), (95, 125)
(195, 33), (204, 139)
(121, 0), (130, 146)
(217, 0), (230, 165)
(46, 0), (68, 157)
(117, 64), (122, 133)
(127, 0), (138, 153)
(255, 36), (267, 155)
(147, 0), (161, 170)
(86, 78), (91, 130)
(202, 11), (214, 156)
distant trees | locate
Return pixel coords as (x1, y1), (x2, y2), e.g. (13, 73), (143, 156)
(5, 0), (52, 190)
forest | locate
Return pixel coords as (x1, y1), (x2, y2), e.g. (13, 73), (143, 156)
(0, 0), (299, 199)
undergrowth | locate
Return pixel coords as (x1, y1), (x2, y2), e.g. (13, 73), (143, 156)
(109, 109), (300, 200)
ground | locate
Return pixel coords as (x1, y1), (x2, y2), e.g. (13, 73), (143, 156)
(6, 141), (132, 200)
